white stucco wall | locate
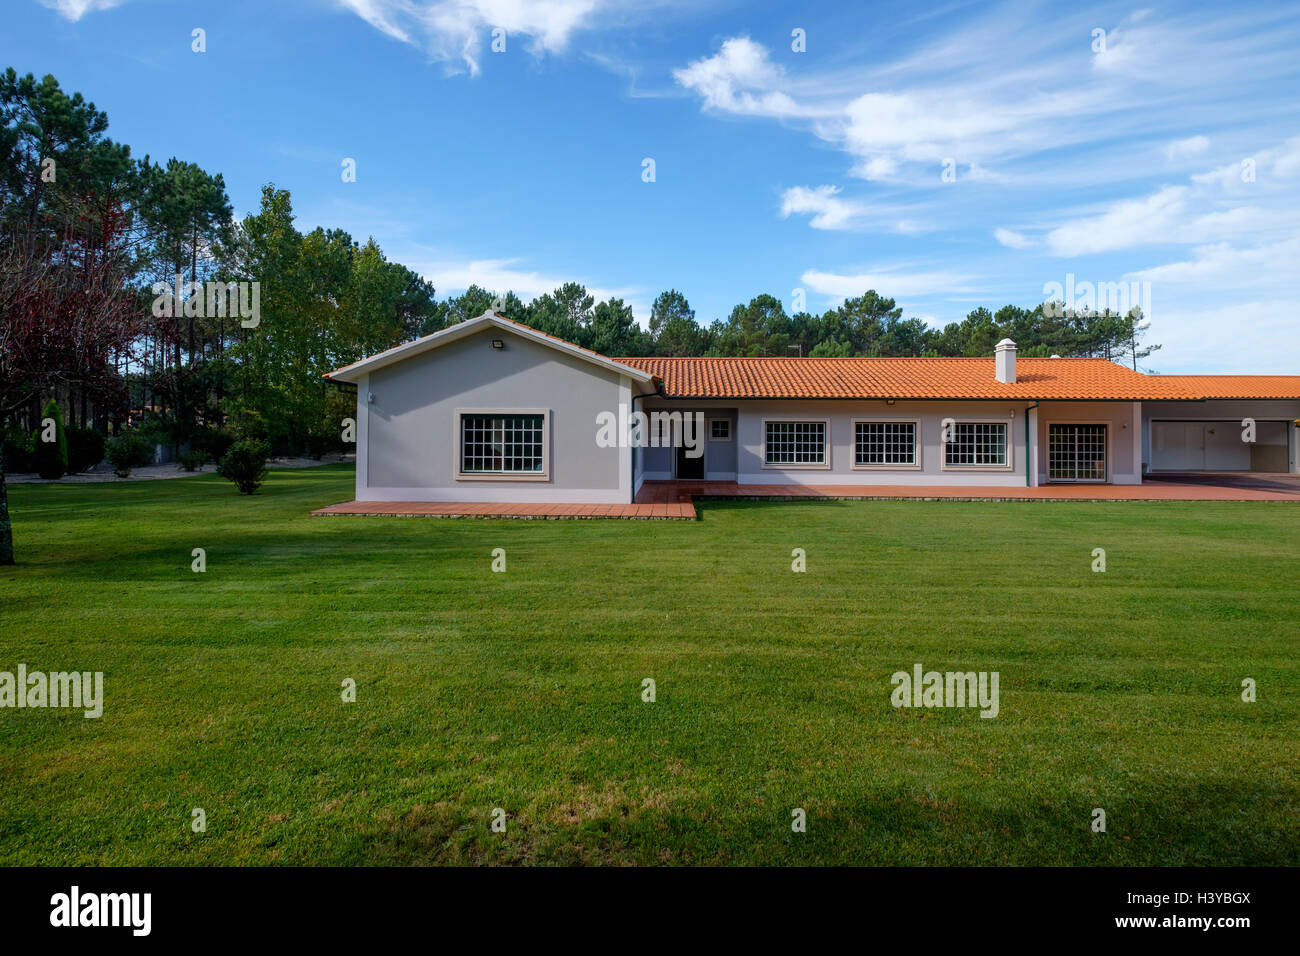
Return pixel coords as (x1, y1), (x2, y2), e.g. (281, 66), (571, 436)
(1035, 401), (1142, 485)
(357, 326), (632, 502)
(721, 400), (1037, 487)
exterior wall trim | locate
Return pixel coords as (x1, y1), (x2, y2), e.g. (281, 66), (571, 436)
(939, 416), (1015, 473)
(760, 416), (832, 470)
(849, 417), (923, 471)
(452, 407), (552, 481)
(1042, 418), (1113, 483)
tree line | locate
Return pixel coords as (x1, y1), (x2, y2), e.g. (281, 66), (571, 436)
(431, 286), (1158, 366)
(0, 67), (1160, 563)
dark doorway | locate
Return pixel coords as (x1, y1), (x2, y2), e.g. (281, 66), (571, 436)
(676, 442), (704, 479)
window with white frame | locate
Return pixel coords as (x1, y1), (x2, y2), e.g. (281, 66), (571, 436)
(764, 421), (826, 465)
(709, 419), (731, 441)
(945, 421), (1007, 466)
(459, 413), (545, 474)
(855, 421), (917, 466)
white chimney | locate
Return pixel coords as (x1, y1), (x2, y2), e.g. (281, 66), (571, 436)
(995, 338), (1017, 384)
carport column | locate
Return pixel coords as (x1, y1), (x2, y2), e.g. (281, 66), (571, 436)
(356, 373), (369, 497)
(1132, 402), (1143, 481)
(619, 376), (633, 503)
(1028, 404), (1039, 486)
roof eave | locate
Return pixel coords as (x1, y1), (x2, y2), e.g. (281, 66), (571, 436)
(324, 312), (655, 385)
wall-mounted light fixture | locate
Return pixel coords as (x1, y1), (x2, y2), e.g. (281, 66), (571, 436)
(885, 399), (896, 405)
(367, 391), (375, 403)
(491, 339), (505, 350)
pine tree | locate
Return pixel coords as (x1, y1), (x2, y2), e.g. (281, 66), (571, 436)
(33, 399), (68, 479)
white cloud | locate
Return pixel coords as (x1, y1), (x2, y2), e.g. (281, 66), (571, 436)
(416, 256), (648, 318)
(335, 0), (415, 43)
(851, 156), (898, 181)
(1188, 137), (1300, 189)
(1145, 299), (1300, 374)
(333, 0), (629, 75)
(994, 228), (1032, 250)
(39, 0), (123, 19)
(988, 130), (1298, 262)
(1127, 238), (1300, 286)
(835, 91), (1072, 169)
(672, 30), (1130, 182)
(779, 186), (863, 231)
(1191, 159), (1252, 189)
(672, 37), (804, 117)
(673, 11), (1300, 192)
(1164, 135), (1210, 162)
(779, 185), (932, 234)
(1088, 12), (1157, 77)
(800, 267), (976, 300)
(1045, 186), (1190, 257)
(1267, 134), (1300, 178)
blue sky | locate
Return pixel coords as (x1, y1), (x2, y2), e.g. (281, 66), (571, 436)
(7, 0), (1300, 371)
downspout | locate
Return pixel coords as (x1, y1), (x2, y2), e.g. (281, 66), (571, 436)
(630, 380), (665, 502)
(1025, 402), (1039, 486)
(631, 381), (664, 411)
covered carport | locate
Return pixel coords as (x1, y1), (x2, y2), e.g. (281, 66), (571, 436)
(1142, 377), (1300, 476)
(1150, 418), (1290, 471)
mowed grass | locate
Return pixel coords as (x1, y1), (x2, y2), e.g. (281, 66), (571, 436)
(1, 464), (1297, 866)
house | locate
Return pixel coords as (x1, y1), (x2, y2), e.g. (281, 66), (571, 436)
(324, 311), (1300, 504)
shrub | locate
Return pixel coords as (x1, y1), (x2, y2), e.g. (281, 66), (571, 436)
(1, 431), (35, 473)
(131, 410), (174, 453)
(66, 425), (107, 474)
(106, 431), (154, 478)
(303, 431), (337, 460)
(192, 427), (235, 464)
(32, 400), (69, 479)
(217, 440), (269, 495)
(177, 449), (207, 472)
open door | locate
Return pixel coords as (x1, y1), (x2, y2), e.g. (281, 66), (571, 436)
(676, 441), (704, 479)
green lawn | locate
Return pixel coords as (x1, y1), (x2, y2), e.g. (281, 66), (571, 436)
(1, 464), (1297, 865)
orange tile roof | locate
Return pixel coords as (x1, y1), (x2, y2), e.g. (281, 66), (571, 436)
(328, 313), (1299, 401)
(615, 356), (1236, 401)
(1147, 375), (1300, 400)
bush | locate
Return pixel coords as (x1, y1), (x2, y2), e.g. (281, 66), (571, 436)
(32, 400), (68, 479)
(217, 440), (269, 495)
(177, 449), (207, 472)
(303, 431), (337, 460)
(1, 430), (35, 473)
(131, 410), (174, 453)
(66, 425), (107, 474)
(106, 431), (154, 478)
(192, 427), (235, 464)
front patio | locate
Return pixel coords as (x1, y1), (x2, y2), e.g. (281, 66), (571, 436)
(311, 473), (1300, 519)
(635, 475), (1300, 503)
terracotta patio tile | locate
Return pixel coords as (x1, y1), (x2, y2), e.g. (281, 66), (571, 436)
(312, 474), (1299, 520)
